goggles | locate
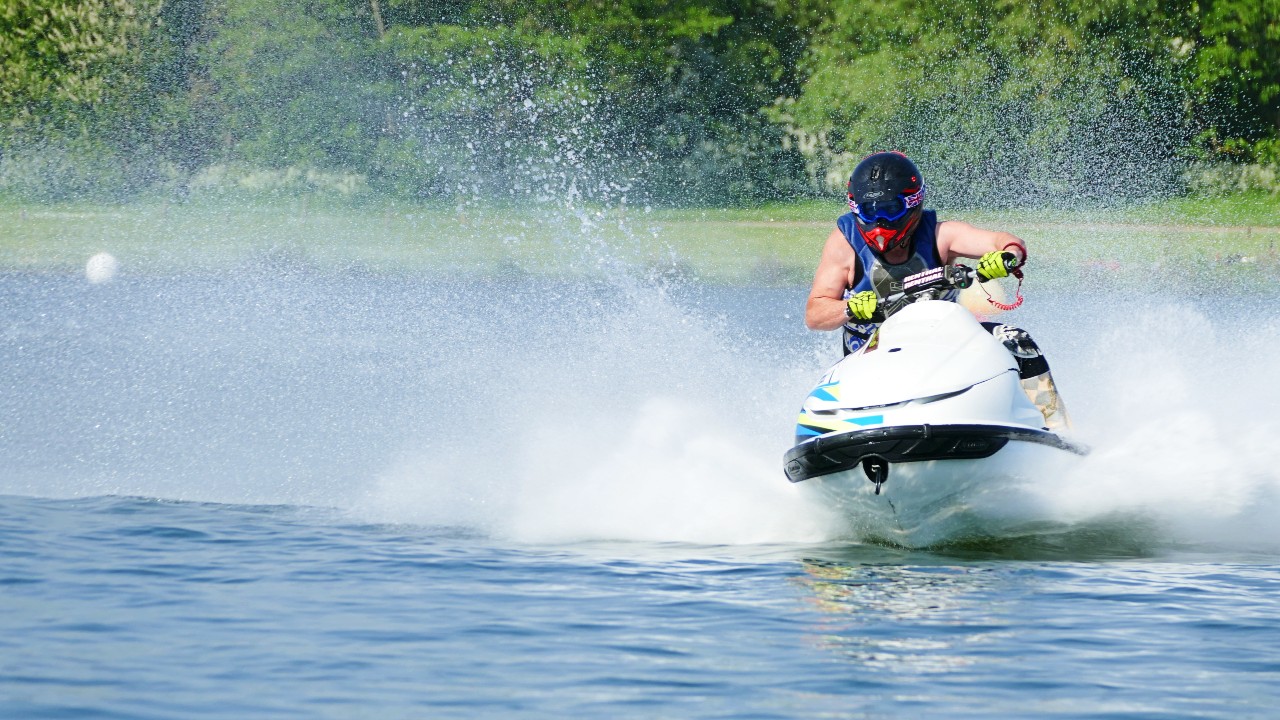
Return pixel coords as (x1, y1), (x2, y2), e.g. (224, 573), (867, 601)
(849, 184), (926, 225)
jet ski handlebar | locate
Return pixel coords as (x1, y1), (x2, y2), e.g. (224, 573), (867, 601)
(872, 263), (990, 322)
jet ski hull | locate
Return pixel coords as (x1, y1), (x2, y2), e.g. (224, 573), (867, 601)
(796, 437), (1087, 548)
(783, 420), (1085, 543)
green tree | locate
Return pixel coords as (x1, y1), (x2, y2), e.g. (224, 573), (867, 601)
(3, 0), (816, 204)
(0, 0), (163, 127)
(375, 0), (812, 203)
(375, 21), (598, 198)
(200, 0), (386, 171)
(1189, 0), (1280, 161)
(784, 0), (1193, 206)
(0, 0), (195, 199)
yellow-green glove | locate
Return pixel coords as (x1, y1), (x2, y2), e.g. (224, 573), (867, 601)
(976, 251), (1019, 282)
(846, 291), (878, 321)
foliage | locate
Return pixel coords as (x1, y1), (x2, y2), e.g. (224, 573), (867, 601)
(783, 0), (1195, 206)
(1189, 0), (1280, 160)
(374, 0), (813, 204)
(0, 0), (1277, 205)
(201, 0), (384, 171)
(0, 0), (207, 199)
(0, 0), (163, 124)
(377, 21), (600, 199)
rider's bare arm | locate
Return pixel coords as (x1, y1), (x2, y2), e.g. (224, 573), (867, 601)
(936, 221), (1027, 266)
(805, 228), (860, 331)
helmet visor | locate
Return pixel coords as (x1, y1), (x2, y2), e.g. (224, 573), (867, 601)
(849, 184), (926, 225)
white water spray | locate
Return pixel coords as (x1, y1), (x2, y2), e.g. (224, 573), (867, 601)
(1027, 303), (1280, 549)
(354, 279), (844, 545)
(5, 257), (1279, 551)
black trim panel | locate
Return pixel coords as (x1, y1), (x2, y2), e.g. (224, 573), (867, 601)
(783, 424), (1088, 484)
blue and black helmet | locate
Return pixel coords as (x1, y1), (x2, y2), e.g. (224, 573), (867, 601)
(847, 152), (926, 255)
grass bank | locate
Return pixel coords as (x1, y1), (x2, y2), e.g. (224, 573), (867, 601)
(1, 193), (1278, 288)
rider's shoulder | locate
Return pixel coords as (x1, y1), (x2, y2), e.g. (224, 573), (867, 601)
(824, 226), (855, 252)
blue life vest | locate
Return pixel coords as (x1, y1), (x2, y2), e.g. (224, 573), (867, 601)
(835, 209), (957, 353)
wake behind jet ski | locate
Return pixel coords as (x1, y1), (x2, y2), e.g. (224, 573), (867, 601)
(785, 262), (1088, 547)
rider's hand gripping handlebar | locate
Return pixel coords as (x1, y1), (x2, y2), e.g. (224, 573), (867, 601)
(866, 259), (1025, 322)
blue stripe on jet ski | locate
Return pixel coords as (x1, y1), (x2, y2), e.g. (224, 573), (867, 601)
(845, 415), (884, 426)
(809, 382), (838, 402)
(795, 426), (823, 437)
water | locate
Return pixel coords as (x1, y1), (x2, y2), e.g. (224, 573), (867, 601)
(4, 266), (1280, 717)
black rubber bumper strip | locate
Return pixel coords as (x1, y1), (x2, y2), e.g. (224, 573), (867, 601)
(783, 424), (1089, 483)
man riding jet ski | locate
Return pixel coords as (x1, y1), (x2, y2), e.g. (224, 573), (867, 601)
(787, 154), (1084, 538)
(805, 151), (1069, 431)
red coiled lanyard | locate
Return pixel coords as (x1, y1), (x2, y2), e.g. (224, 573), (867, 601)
(982, 267), (1024, 311)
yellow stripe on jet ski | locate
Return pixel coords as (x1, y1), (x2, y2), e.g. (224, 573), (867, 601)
(795, 413), (846, 432)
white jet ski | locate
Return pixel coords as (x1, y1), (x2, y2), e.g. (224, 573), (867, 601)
(784, 263), (1088, 547)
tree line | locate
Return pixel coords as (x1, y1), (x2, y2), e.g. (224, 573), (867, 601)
(1, 0), (1276, 206)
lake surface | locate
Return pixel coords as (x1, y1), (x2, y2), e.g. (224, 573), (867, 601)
(3, 266), (1280, 717)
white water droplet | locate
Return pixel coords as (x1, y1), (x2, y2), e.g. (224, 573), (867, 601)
(85, 252), (119, 284)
